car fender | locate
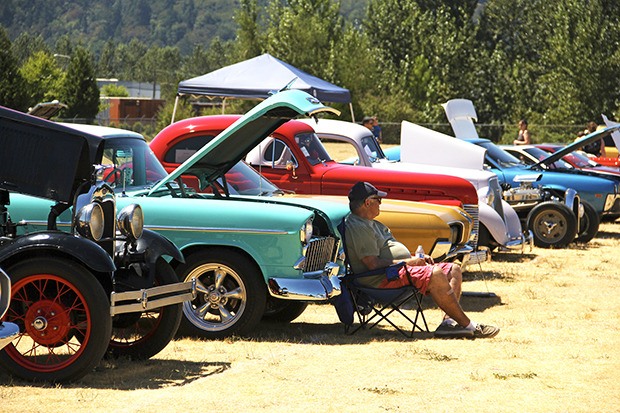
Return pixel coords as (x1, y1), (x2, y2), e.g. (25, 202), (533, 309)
(133, 229), (185, 264)
(478, 203), (511, 245)
(501, 199), (525, 236)
(0, 231), (116, 273)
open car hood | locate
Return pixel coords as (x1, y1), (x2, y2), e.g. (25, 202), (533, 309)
(149, 89), (339, 195)
(532, 124), (620, 169)
(0, 105), (104, 202)
(400, 120), (486, 170)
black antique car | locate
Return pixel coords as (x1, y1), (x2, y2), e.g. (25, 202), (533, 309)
(0, 106), (195, 382)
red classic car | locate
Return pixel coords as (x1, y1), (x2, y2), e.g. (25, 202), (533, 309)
(151, 115), (481, 244)
(536, 144), (620, 179)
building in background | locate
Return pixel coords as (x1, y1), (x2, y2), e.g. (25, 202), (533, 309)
(97, 79), (164, 127)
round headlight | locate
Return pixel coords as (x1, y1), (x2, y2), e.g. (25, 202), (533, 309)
(118, 204), (144, 241)
(75, 203), (105, 241)
(449, 224), (461, 245)
(300, 218), (313, 244)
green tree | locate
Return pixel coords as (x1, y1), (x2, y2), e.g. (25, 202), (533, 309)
(0, 26), (28, 110)
(329, 24), (380, 121)
(263, 0), (343, 79)
(180, 39), (232, 80)
(534, 0), (620, 124)
(116, 39), (148, 80)
(139, 45), (182, 100)
(97, 40), (117, 78)
(232, 0), (263, 61)
(364, 1), (479, 122)
(19, 51), (64, 106)
(11, 32), (49, 64)
(59, 46), (100, 119)
(475, 0), (620, 127)
(100, 84), (129, 97)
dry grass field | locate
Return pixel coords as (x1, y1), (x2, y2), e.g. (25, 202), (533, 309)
(1, 220), (619, 413)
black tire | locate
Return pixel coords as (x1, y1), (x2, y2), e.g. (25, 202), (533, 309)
(176, 249), (266, 339)
(107, 258), (183, 360)
(575, 201), (600, 244)
(526, 201), (577, 248)
(0, 258), (112, 383)
(262, 299), (308, 323)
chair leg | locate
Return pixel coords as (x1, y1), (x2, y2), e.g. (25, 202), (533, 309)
(360, 291), (429, 338)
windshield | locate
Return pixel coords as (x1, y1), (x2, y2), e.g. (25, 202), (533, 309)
(479, 141), (524, 168)
(220, 162), (282, 196)
(566, 151), (598, 168)
(523, 147), (573, 169)
(295, 132), (332, 165)
(360, 135), (385, 163)
(98, 138), (168, 191)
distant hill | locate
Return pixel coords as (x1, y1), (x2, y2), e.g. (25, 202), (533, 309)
(1, 0), (369, 55)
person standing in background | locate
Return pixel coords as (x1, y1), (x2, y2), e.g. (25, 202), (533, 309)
(580, 121), (606, 157)
(372, 115), (383, 143)
(513, 118), (531, 145)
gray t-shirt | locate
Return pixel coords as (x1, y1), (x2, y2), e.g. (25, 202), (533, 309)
(344, 213), (412, 287)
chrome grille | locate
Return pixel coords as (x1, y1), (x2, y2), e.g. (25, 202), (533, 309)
(463, 203), (479, 245)
(303, 236), (337, 273)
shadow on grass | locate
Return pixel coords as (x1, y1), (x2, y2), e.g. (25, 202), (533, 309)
(592, 230), (620, 239)
(178, 294), (503, 345)
(0, 359), (231, 390)
(248, 319), (437, 343)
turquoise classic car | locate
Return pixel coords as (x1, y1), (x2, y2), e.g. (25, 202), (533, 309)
(8, 90), (350, 339)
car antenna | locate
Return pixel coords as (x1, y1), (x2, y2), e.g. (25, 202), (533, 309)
(268, 78), (299, 96)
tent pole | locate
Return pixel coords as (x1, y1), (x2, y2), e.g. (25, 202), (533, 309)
(349, 103), (355, 123)
(222, 98), (226, 114)
(171, 95), (179, 124)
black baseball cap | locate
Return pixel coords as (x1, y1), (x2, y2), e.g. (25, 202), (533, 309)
(348, 181), (387, 202)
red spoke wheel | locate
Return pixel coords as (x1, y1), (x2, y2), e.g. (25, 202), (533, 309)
(0, 258), (111, 383)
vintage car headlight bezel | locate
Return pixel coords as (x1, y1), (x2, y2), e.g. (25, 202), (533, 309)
(300, 217), (313, 245)
(117, 204), (144, 241)
(478, 186), (495, 206)
(75, 202), (105, 241)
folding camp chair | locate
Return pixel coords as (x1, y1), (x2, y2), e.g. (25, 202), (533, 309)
(335, 219), (429, 338)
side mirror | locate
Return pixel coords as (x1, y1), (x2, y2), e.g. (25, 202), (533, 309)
(286, 160), (298, 179)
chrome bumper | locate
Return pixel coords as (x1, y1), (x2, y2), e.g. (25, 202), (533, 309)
(268, 262), (341, 301)
(110, 279), (197, 316)
(430, 240), (452, 260)
(501, 230), (534, 252)
(461, 248), (491, 266)
(446, 244), (472, 261)
(0, 322), (19, 350)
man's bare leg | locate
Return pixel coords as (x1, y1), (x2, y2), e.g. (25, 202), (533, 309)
(426, 267), (470, 327)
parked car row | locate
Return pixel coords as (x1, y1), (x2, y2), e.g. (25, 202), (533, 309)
(2, 90), (616, 383)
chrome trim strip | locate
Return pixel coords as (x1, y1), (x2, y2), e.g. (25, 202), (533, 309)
(22, 220), (290, 235)
(144, 225), (290, 235)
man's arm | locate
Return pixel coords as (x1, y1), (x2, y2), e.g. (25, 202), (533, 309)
(361, 255), (428, 270)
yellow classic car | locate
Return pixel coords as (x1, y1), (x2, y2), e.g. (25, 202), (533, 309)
(287, 194), (473, 262)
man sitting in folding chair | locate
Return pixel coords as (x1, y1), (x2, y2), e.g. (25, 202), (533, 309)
(344, 181), (500, 339)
